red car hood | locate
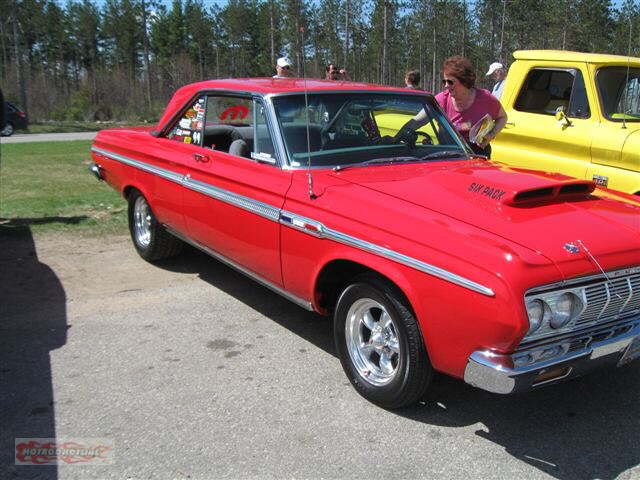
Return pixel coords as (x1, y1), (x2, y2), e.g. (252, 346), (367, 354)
(329, 160), (640, 279)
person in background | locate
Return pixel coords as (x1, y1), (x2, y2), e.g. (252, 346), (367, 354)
(325, 63), (351, 81)
(486, 62), (506, 99)
(405, 70), (421, 89)
(397, 56), (507, 157)
(273, 57), (292, 78)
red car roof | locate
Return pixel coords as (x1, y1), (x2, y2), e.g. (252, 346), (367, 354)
(157, 77), (428, 131)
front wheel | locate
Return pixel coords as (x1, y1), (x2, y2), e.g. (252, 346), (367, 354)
(128, 190), (183, 262)
(334, 275), (433, 409)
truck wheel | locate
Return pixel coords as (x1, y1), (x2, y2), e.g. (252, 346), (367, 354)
(128, 190), (183, 262)
(334, 275), (433, 409)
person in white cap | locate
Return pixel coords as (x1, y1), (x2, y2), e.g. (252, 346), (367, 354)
(273, 57), (293, 78)
(486, 62), (506, 99)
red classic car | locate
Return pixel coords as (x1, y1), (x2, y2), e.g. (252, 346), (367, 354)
(90, 78), (640, 409)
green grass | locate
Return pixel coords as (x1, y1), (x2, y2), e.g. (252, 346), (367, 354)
(25, 121), (151, 134)
(0, 140), (128, 236)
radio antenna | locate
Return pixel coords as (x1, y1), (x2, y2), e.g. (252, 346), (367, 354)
(300, 26), (317, 199)
(621, 13), (633, 130)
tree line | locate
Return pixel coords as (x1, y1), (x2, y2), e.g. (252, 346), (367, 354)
(0, 0), (638, 122)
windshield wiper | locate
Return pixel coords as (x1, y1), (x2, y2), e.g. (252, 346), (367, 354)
(419, 150), (469, 161)
(333, 156), (419, 172)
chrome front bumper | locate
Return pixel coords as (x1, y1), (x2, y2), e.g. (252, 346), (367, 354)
(464, 316), (640, 394)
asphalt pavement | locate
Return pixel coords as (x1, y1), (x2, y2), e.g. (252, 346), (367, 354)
(1, 132), (97, 143)
(1, 232), (639, 480)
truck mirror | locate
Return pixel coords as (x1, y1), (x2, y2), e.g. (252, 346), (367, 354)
(555, 106), (571, 127)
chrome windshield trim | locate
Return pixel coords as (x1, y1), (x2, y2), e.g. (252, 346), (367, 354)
(94, 146), (494, 297)
(166, 227), (313, 311)
(280, 211), (495, 297)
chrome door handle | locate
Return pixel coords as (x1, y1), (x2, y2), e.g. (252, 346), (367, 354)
(194, 153), (209, 163)
(505, 122), (516, 128)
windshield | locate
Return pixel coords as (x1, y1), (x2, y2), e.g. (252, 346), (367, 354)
(272, 93), (468, 167)
(596, 67), (640, 121)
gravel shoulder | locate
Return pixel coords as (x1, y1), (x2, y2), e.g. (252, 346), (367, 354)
(1, 231), (639, 480)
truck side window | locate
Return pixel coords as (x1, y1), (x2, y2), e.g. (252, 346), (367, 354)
(514, 69), (589, 118)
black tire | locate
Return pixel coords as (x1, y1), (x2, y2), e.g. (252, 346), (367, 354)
(1, 122), (14, 136)
(127, 189), (183, 262)
(334, 274), (433, 409)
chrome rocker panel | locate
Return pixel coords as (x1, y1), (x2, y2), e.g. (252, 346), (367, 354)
(464, 314), (640, 394)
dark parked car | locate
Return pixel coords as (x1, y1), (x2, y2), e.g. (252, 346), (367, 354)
(1, 102), (28, 136)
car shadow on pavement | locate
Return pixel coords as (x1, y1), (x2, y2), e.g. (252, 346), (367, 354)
(398, 359), (640, 479)
(154, 245), (640, 480)
(0, 226), (66, 479)
(0, 216), (88, 227)
(155, 245), (336, 356)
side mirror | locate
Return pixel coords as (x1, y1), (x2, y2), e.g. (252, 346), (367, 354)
(555, 106), (571, 127)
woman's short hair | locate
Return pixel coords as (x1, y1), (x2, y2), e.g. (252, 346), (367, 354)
(405, 70), (420, 86)
(443, 56), (476, 89)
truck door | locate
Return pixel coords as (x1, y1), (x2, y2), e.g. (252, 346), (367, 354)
(494, 65), (593, 180)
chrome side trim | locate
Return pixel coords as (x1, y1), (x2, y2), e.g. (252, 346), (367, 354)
(280, 210), (495, 297)
(92, 146), (183, 185)
(94, 146), (495, 297)
(92, 146), (281, 222)
(165, 227), (314, 311)
(182, 176), (280, 222)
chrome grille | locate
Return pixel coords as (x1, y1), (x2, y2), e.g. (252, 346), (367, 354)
(626, 276), (640, 312)
(577, 273), (640, 325)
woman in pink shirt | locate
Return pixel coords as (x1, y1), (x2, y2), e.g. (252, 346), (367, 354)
(436, 55), (507, 157)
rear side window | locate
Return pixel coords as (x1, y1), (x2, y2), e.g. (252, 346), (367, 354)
(166, 96), (206, 146)
(514, 68), (590, 118)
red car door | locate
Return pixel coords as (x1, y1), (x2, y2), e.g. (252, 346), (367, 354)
(181, 95), (292, 287)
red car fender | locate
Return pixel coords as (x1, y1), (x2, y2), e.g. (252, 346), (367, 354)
(299, 242), (523, 378)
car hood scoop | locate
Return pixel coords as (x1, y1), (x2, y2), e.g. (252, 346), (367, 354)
(330, 162), (640, 274)
(501, 180), (596, 206)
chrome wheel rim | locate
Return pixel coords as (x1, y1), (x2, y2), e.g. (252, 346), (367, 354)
(1, 124), (13, 136)
(345, 298), (400, 386)
(133, 196), (152, 248)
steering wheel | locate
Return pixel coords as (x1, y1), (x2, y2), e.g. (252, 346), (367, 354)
(415, 131), (433, 145)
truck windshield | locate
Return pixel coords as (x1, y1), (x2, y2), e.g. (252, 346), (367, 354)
(271, 93), (468, 168)
(596, 67), (640, 121)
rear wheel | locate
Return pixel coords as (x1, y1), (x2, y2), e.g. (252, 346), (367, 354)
(1, 122), (14, 136)
(334, 275), (433, 409)
(128, 190), (183, 262)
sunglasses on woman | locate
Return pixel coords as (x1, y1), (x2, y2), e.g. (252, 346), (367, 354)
(441, 78), (456, 86)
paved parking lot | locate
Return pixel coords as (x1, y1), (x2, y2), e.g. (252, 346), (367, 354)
(1, 230), (639, 480)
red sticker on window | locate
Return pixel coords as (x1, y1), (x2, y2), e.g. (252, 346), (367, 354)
(220, 105), (249, 121)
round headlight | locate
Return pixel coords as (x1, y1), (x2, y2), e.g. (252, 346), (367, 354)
(526, 299), (545, 334)
(550, 292), (581, 329)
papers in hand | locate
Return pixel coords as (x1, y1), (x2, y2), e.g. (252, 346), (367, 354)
(469, 114), (495, 145)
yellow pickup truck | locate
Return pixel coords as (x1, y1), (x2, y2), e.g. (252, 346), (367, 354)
(492, 50), (640, 195)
